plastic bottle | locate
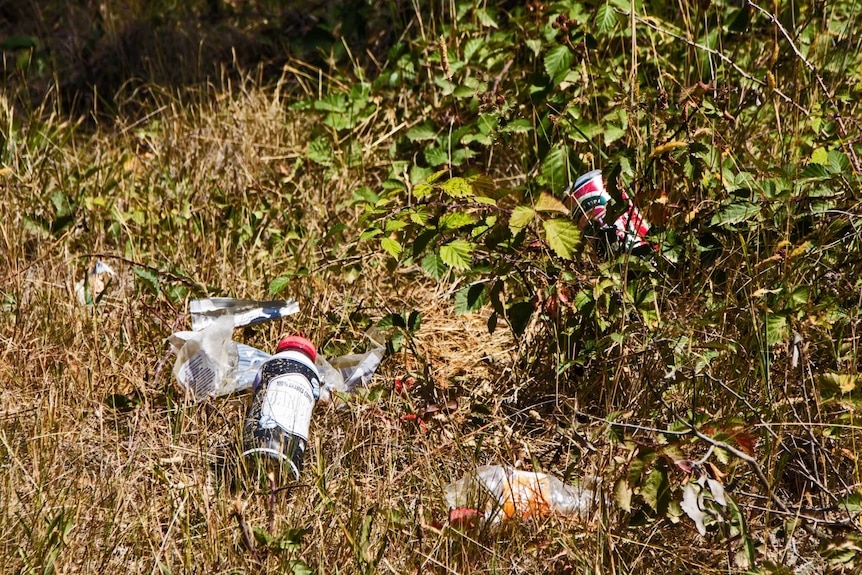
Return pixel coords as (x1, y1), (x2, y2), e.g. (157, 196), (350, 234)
(242, 335), (321, 481)
(444, 465), (601, 524)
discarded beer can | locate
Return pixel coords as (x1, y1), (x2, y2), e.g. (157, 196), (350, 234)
(242, 335), (321, 480)
(566, 170), (653, 254)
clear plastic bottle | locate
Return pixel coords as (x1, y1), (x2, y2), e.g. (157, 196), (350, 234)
(242, 335), (321, 481)
(444, 465), (601, 523)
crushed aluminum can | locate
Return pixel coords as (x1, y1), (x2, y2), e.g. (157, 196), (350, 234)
(566, 170), (653, 254)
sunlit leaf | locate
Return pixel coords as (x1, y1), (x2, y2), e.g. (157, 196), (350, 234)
(440, 177), (474, 198)
(534, 192), (569, 214)
(413, 183), (434, 198)
(541, 145), (569, 191)
(614, 478), (633, 512)
(649, 141), (687, 159)
(765, 313), (788, 346)
(440, 212), (477, 229)
(543, 219), (580, 259)
(810, 147), (829, 166)
(381, 237), (403, 257)
(819, 372), (859, 395)
(440, 239), (473, 269)
(509, 206), (536, 234)
(268, 276), (291, 296)
(596, 3), (617, 33)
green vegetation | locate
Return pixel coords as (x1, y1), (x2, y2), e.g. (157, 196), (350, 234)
(2, 0), (861, 572)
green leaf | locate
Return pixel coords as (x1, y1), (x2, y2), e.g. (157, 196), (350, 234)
(440, 177), (474, 198)
(269, 276), (291, 296)
(409, 210), (429, 226)
(544, 45), (573, 86)
(407, 123), (437, 141)
(381, 237), (403, 258)
(509, 206), (536, 234)
(352, 186), (379, 204)
(818, 372), (859, 396)
(710, 201), (760, 226)
(534, 192), (569, 214)
(413, 183), (434, 199)
(314, 94), (346, 113)
(641, 467), (670, 515)
(501, 119), (533, 134)
(454, 284), (487, 314)
(360, 227), (383, 241)
(765, 313), (788, 346)
(253, 526), (275, 547)
(385, 220), (408, 232)
(838, 492), (862, 514)
(426, 169), (448, 184)
(306, 137), (333, 165)
(425, 147), (449, 167)
(506, 301), (534, 336)
(289, 560), (313, 575)
(440, 239), (473, 269)
(596, 3), (617, 34)
(543, 219), (581, 259)
(421, 253), (447, 280)
(133, 267), (161, 296)
(440, 212), (477, 229)
(828, 150), (850, 174)
(475, 7), (498, 28)
(464, 38), (484, 62)
(541, 145), (569, 191)
(0, 36), (39, 50)
(810, 147), (829, 166)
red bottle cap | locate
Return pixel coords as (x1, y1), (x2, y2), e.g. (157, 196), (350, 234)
(275, 335), (316, 362)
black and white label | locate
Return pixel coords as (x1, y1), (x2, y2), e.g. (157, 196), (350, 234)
(259, 373), (314, 441)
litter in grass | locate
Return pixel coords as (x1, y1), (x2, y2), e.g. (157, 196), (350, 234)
(75, 260), (117, 305)
(168, 298), (384, 401)
(444, 465), (602, 525)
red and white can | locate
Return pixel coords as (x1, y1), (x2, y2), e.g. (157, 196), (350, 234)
(565, 170), (653, 254)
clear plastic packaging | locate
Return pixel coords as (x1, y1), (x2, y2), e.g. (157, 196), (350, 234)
(168, 298), (384, 401)
(189, 297), (299, 331)
(444, 465), (601, 524)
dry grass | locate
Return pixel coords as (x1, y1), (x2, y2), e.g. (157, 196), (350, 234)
(3, 3), (862, 573)
(0, 76), (738, 573)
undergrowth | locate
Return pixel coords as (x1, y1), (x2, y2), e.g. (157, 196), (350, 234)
(1, 0), (861, 573)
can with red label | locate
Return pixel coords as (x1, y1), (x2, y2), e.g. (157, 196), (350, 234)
(242, 335), (321, 480)
(566, 170), (653, 254)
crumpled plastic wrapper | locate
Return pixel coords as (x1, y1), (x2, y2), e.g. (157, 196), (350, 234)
(168, 298), (385, 402)
(75, 261), (117, 305)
